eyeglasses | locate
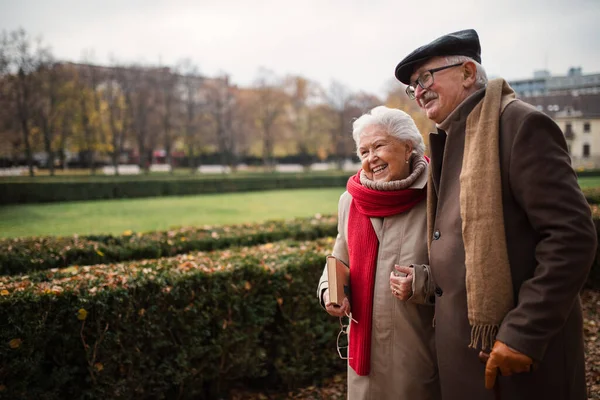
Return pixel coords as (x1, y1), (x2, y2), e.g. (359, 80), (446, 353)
(336, 316), (352, 360)
(405, 62), (464, 100)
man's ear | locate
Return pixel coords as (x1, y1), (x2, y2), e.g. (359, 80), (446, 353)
(463, 61), (477, 88)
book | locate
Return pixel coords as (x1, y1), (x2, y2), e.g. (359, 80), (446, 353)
(326, 255), (350, 306)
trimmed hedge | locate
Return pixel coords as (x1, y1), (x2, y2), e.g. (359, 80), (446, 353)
(0, 174), (351, 205)
(0, 215), (337, 275)
(583, 187), (600, 204)
(0, 238), (345, 399)
(575, 169), (600, 178)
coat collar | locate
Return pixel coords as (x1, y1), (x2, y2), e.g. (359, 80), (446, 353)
(437, 87), (486, 134)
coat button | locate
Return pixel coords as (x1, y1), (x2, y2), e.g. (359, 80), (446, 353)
(433, 230), (441, 240)
(435, 287), (443, 297)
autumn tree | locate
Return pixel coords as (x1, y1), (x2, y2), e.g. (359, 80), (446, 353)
(253, 68), (286, 171)
(284, 75), (312, 168)
(54, 67), (79, 171)
(35, 58), (62, 175)
(74, 59), (109, 174)
(103, 62), (130, 175)
(384, 78), (435, 152)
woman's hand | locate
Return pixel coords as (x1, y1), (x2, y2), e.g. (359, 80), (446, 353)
(390, 265), (413, 301)
(324, 289), (351, 317)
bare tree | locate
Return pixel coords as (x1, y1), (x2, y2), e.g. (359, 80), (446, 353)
(4, 29), (49, 176)
(204, 74), (240, 170)
(178, 59), (204, 173)
(155, 65), (179, 172)
(121, 65), (154, 173)
(327, 80), (353, 169)
(253, 68), (286, 171)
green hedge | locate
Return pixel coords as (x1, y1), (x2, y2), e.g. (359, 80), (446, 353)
(0, 238), (344, 399)
(575, 169), (600, 178)
(0, 174), (351, 205)
(0, 215), (337, 276)
(583, 187), (600, 204)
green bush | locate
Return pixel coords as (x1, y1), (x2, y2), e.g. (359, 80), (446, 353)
(0, 173), (351, 205)
(575, 169), (600, 178)
(0, 215), (337, 275)
(0, 238), (344, 399)
(583, 187), (600, 204)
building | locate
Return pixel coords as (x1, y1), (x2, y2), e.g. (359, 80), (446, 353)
(520, 92), (600, 169)
(509, 67), (600, 97)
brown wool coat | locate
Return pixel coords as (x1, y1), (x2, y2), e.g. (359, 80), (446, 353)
(427, 88), (597, 400)
(317, 165), (441, 400)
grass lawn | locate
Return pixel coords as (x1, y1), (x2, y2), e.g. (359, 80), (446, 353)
(0, 188), (345, 238)
(577, 176), (600, 188)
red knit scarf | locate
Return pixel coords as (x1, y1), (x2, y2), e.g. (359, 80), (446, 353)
(346, 170), (426, 375)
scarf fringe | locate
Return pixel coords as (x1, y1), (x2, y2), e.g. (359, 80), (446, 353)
(469, 324), (499, 351)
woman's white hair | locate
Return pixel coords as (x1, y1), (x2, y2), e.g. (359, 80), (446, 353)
(352, 106), (425, 158)
(445, 55), (488, 89)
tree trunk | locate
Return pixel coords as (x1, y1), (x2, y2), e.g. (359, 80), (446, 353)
(20, 119), (34, 177)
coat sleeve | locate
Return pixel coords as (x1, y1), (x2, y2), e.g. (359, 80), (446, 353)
(496, 110), (597, 361)
(316, 192), (351, 308)
(407, 264), (436, 306)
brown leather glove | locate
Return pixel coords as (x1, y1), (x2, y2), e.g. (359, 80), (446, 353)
(484, 340), (533, 390)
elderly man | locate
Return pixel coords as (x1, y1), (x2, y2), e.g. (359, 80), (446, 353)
(394, 29), (597, 399)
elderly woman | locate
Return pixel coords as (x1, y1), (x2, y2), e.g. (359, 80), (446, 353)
(317, 106), (440, 399)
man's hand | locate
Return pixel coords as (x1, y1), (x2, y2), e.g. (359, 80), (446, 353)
(484, 340), (533, 389)
(390, 265), (413, 301)
(324, 289), (351, 317)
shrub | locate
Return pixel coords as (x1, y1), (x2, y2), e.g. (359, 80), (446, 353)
(0, 173), (351, 205)
(0, 215), (337, 275)
(0, 238), (344, 399)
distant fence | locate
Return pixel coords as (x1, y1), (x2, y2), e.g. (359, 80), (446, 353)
(102, 165), (141, 175)
(0, 167), (37, 177)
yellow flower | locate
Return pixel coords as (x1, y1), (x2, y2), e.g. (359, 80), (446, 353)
(77, 308), (88, 321)
(9, 338), (22, 349)
(0, 289), (9, 296)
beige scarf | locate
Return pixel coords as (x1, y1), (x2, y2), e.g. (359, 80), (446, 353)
(427, 78), (517, 350)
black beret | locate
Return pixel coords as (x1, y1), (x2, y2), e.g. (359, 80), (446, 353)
(394, 29), (481, 84)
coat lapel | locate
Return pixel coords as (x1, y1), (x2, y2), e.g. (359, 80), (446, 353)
(370, 217), (384, 243)
(429, 129), (447, 196)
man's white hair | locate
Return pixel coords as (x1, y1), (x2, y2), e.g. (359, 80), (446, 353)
(444, 55), (488, 89)
(352, 106), (425, 158)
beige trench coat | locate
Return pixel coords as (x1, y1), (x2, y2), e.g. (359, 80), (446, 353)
(317, 166), (440, 400)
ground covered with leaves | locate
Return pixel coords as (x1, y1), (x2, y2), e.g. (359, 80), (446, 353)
(232, 289), (600, 400)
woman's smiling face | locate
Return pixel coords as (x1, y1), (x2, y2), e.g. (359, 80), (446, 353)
(358, 125), (412, 182)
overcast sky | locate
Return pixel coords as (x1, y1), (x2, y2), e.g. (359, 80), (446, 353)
(1, 0), (599, 97)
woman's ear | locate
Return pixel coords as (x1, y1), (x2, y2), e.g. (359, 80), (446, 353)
(405, 143), (414, 159)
